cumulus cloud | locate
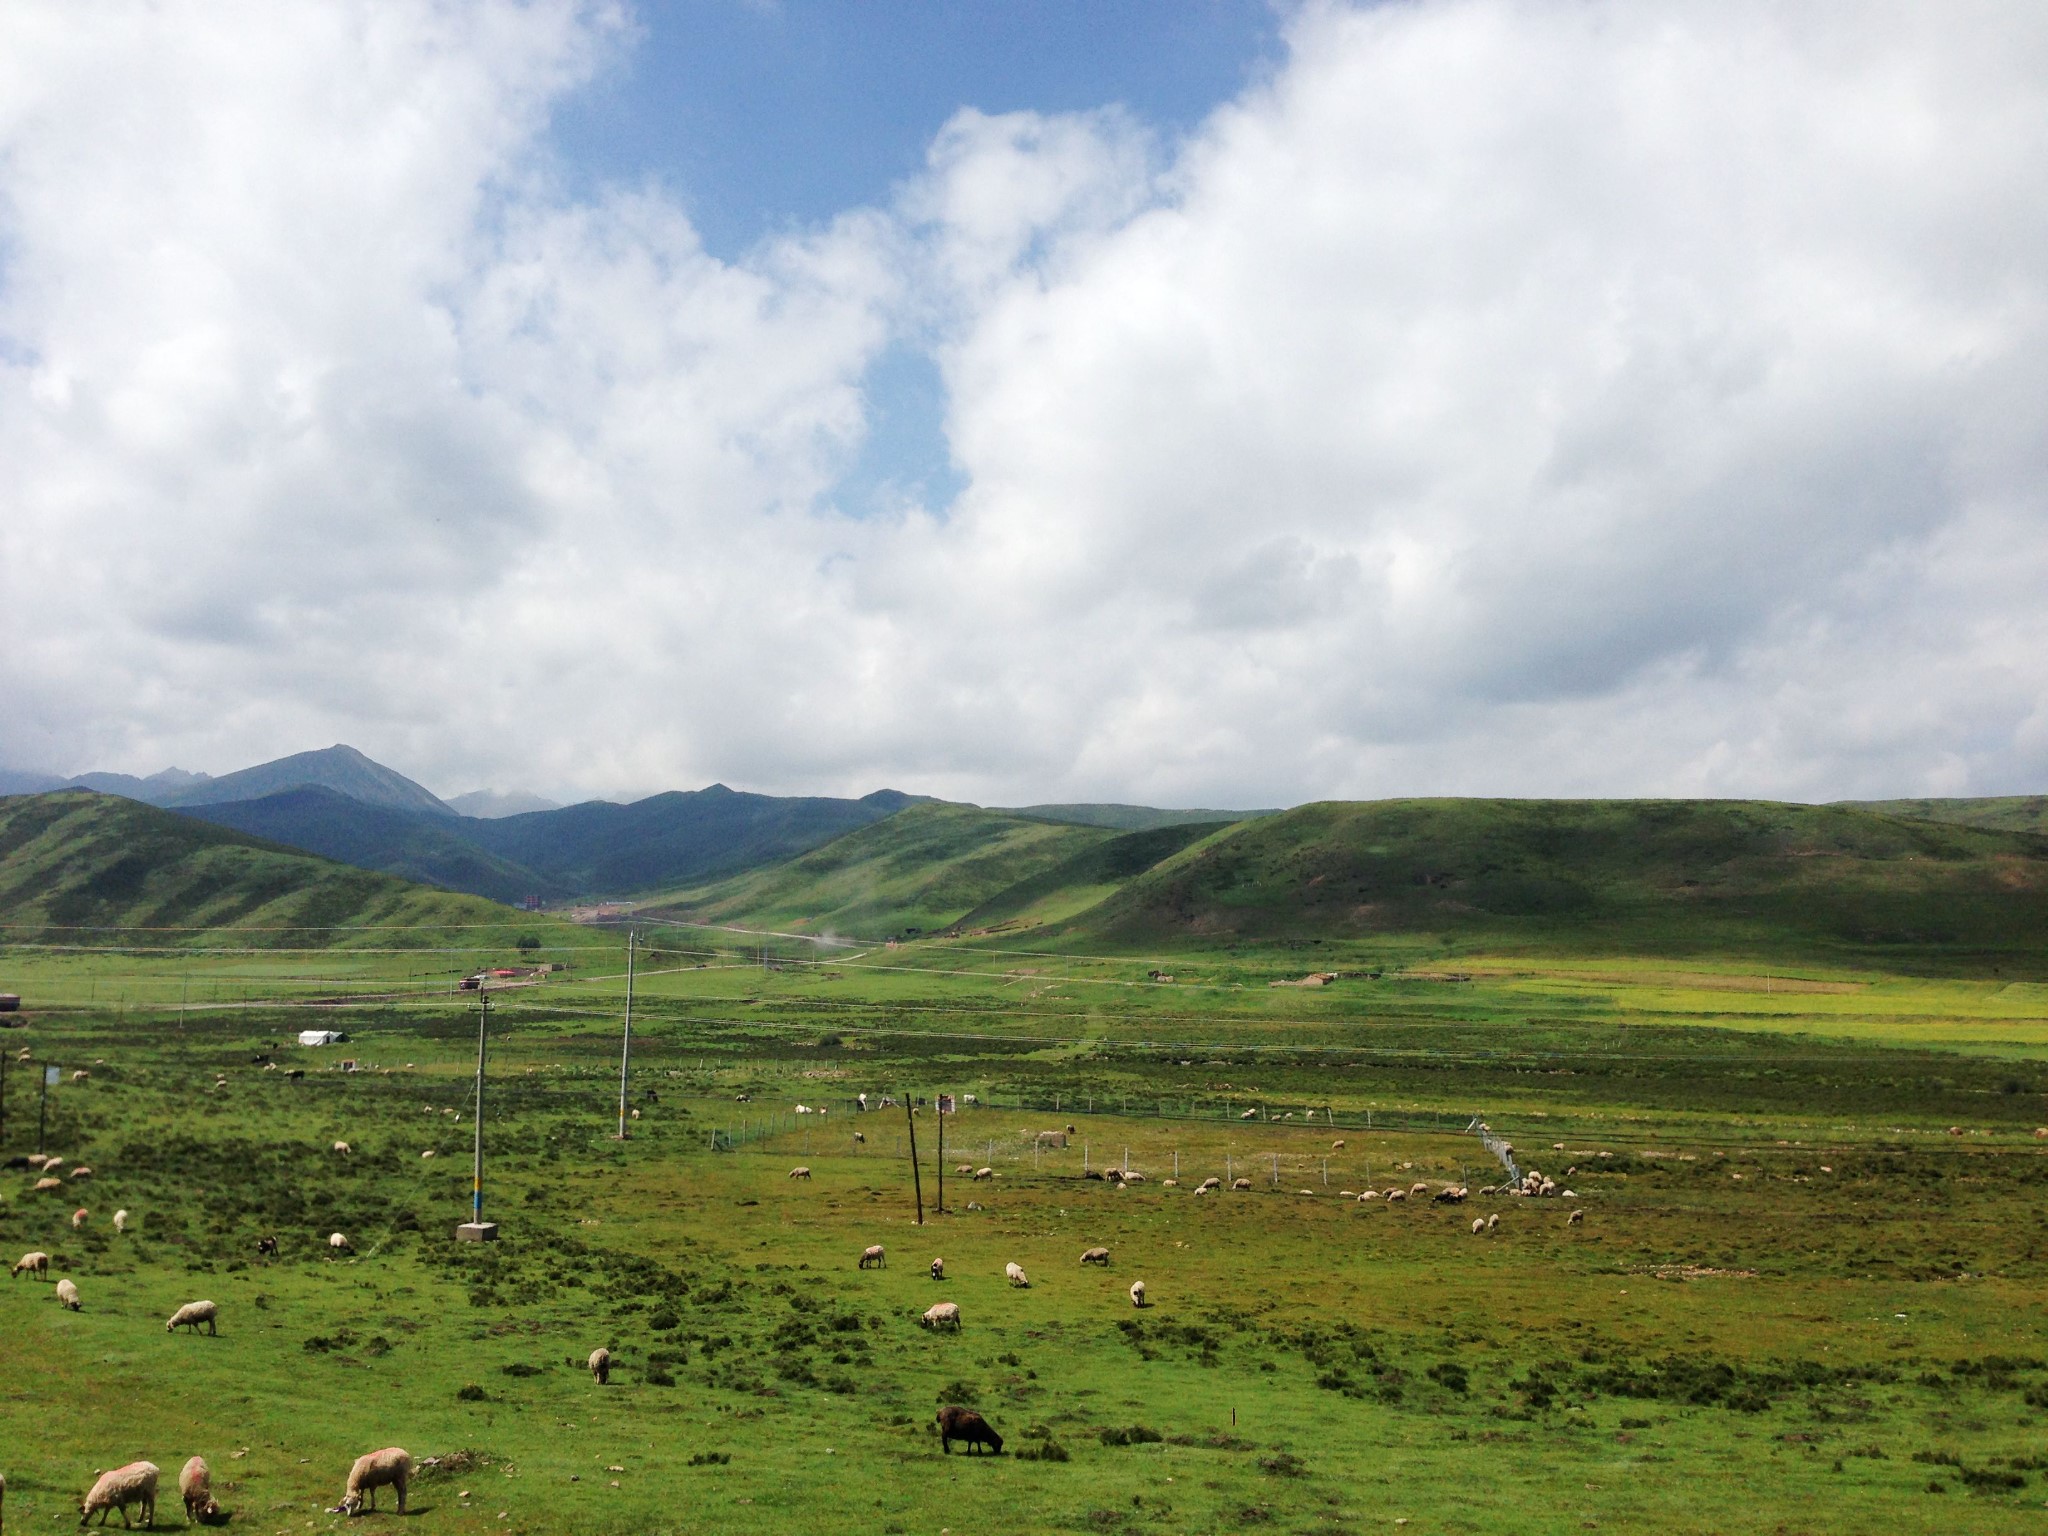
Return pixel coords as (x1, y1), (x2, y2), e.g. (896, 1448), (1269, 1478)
(2, 0), (2045, 806)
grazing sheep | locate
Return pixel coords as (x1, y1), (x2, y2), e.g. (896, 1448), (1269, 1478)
(1486, 1213), (1500, 1231)
(1239, 1108), (1258, 1120)
(71, 1208), (89, 1229)
(1129, 1280), (1147, 1308)
(788, 1166), (811, 1180)
(80, 1460), (158, 1528)
(166, 1299), (219, 1335)
(70, 1166), (92, 1180)
(920, 1301), (962, 1331)
(332, 1142), (350, 1156)
(1357, 1190), (1380, 1202)
(1386, 1188), (1406, 1203)
(1004, 1262), (1029, 1288)
(1122, 1171), (1146, 1184)
(112, 1209), (129, 1234)
(70, 1069), (89, 1083)
(935, 1403), (1003, 1455)
(1472, 1217), (1486, 1235)
(56, 1277), (81, 1310)
(853, 1131), (865, 1144)
(1333, 1139), (1346, 1150)
(930, 1258), (945, 1281)
(1196, 1177), (1221, 1192)
(588, 1347), (612, 1385)
(1232, 1177), (1252, 1191)
(1036, 1131), (1067, 1148)
(255, 1236), (278, 1257)
(1433, 1186), (1468, 1204)
(1080, 1247), (1111, 1267)
(954, 1163), (974, 1175)
(420, 1149), (435, 1159)
(973, 1167), (993, 1181)
(1568, 1209), (1584, 1226)
(34, 1176), (61, 1193)
(1408, 1180), (1429, 1198)
(11, 1251), (49, 1280)
(859, 1244), (886, 1269)
(338, 1448), (411, 1516)
(328, 1232), (351, 1253)
(180, 1456), (221, 1524)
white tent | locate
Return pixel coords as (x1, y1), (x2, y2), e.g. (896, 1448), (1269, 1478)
(297, 1029), (347, 1047)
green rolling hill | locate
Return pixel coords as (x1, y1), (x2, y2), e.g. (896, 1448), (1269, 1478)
(1841, 795), (2048, 837)
(1069, 797), (2048, 969)
(946, 820), (1235, 933)
(0, 791), (569, 949)
(642, 802), (1117, 937)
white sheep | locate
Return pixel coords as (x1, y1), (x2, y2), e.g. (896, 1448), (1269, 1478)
(1408, 1180), (1430, 1198)
(1357, 1190), (1380, 1202)
(328, 1232), (352, 1253)
(71, 1207), (89, 1229)
(1486, 1213), (1500, 1231)
(33, 1176), (61, 1193)
(332, 1141), (351, 1156)
(1568, 1209), (1584, 1226)
(1386, 1188), (1406, 1203)
(11, 1251), (49, 1280)
(180, 1455), (220, 1523)
(1130, 1280), (1147, 1308)
(1232, 1177), (1252, 1191)
(973, 1167), (994, 1181)
(1472, 1217), (1486, 1235)
(112, 1209), (130, 1234)
(1123, 1171), (1146, 1184)
(1080, 1247), (1111, 1267)
(70, 1069), (89, 1083)
(589, 1347), (612, 1384)
(859, 1244), (886, 1269)
(1005, 1262), (1030, 1288)
(56, 1277), (81, 1310)
(70, 1166), (92, 1180)
(921, 1300), (963, 1331)
(929, 1257), (945, 1281)
(166, 1299), (219, 1334)
(1196, 1177), (1221, 1192)
(1333, 1139), (1346, 1150)
(788, 1166), (811, 1180)
(338, 1447), (411, 1516)
(81, 1460), (158, 1527)
(421, 1149), (435, 1159)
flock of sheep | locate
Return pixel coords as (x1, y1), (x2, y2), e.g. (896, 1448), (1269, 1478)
(877, 1240), (1146, 1334)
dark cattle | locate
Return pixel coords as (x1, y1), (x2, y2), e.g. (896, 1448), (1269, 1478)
(1081, 1169), (1104, 1181)
(3, 1155), (30, 1170)
(936, 1404), (1003, 1456)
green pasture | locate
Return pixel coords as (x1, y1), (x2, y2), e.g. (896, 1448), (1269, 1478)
(6, 934), (2048, 1533)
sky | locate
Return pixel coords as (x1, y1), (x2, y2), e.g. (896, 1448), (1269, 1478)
(2, 0), (2046, 809)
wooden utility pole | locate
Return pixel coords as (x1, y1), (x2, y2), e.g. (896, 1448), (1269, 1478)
(457, 991), (497, 1240)
(616, 930), (636, 1139)
(935, 1099), (945, 1215)
(906, 1099), (924, 1225)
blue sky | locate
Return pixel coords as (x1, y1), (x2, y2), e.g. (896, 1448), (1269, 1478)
(548, 0), (1284, 517)
(550, 1), (1284, 259)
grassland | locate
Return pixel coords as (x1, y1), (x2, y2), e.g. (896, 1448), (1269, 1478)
(7, 913), (2048, 1535)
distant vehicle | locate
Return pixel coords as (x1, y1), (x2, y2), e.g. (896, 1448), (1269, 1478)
(459, 975), (483, 991)
(490, 968), (517, 978)
(0, 993), (19, 1012)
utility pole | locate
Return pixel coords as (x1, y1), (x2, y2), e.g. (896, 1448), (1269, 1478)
(935, 1098), (944, 1215)
(1, 1048), (7, 1148)
(906, 1099), (924, 1226)
(616, 930), (636, 1139)
(38, 1062), (54, 1155)
(457, 991), (497, 1240)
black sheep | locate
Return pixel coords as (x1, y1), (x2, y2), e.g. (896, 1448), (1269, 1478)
(936, 1404), (1003, 1455)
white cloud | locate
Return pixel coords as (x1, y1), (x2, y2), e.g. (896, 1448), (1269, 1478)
(2, 0), (2045, 806)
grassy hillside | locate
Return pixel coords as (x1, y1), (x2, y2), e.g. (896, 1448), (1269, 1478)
(185, 786), (561, 906)
(1001, 802), (1270, 831)
(1844, 795), (2048, 837)
(0, 791), (565, 949)
(646, 802), (1114, 937)
(1073, 797), (2048, 971)
(947, 820), (1234, 932)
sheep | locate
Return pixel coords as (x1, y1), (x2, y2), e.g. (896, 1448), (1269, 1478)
(34, 1176), (62, 1193)
(1472, 1217), (1486, 1235)
(332, 1142), (351, 1156)
(255, 1236), (278, 1257)
(1130, 1280), (1147, 1308)
(1386, 1188), (1406, 1203)
(1196, 1176), (1221, 1193)
(80, 1460), (158, 1528)
(929, 1258), (945, 1281)
(112, 1209), (129, 1234)
(70, 1166), (92, 1180)
(788, 1166), (811, 1180)
(180, 1456), (221, 1524)
(973, 1167), (994, 1181)
(1408, 1180), (1430, 1198)
(11, 1251), (49, 1280)
(420, 1149), (435, 1159)
(1432, 1186), (1468, 1204)
(71, 1207), (89, 1229)
(328, 1232), (351, 1253)
(1232, 1177), (1252, 1191)
(954, 1163), (975, 1175)
(166, 1299), (219, 1335)
(920, 1301), (962, 1331)
(1005, 1262), (1030, 1288)
(1357, 1190), (1380, 1202)
(588, 1347), (612, 1385)
(1486, 1213), (1500, 1231)
(1568, 1209), (1584, 1226)
(1080, 1246), (1111, 1267)
(1239, 1108), (1258, 1120)
(1333, 1139), (1346, 1150)
(56, 1277), (81, 1310)
(853, 1131), (866, 1144)
(935, 1404), (1003, 1455)
(859, 1244), (886, 1269)
(337, 1448), (411, 1516)
(70, 1069), (89, 1083)
(1122, 1171), (1146, 1184)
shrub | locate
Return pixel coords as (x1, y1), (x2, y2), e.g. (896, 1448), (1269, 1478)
(456, 1384), (488, 1402)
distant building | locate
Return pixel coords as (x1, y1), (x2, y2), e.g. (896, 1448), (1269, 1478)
(297, 1029), (348, 1047)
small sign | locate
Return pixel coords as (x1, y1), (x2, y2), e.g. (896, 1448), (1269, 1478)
(44, 1065), (60, 1086)
(936, 1094), (956, 1115)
